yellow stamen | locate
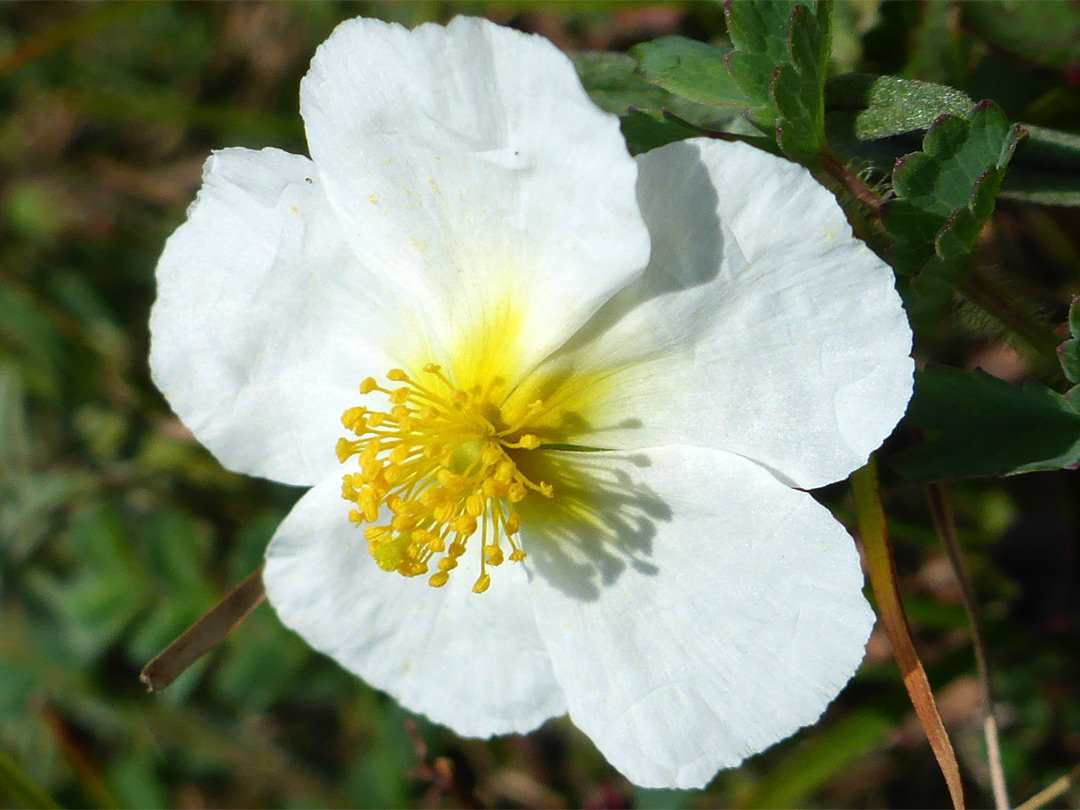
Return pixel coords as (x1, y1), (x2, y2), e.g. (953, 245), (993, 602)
(336, 365), (549, 592)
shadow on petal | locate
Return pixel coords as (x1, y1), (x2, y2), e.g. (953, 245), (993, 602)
(552, 141), (726, 357)
(516, 450), (672, 602)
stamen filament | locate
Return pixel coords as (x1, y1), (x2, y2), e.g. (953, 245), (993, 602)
(337, 365), (547, 592)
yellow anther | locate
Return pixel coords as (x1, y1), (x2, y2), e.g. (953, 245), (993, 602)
(438, 556), (457, 571)
(429, 571), (450, 588)
(364, 525), (390, 542)
(451, 515), (478, 535)
(516, 434), (540, 449)
(504, 514), (521, 534)
(348, 509), (362, 524)
(437, 469), (464, 489)
(359, 377), (378, 394)
(448, 540), (467, 559)
(507, 481), (527, 503)
(472, 573), (491, 594)
(494, 462), (515, 484)
(509, 549), (527, 562)
(481, 443), (502, 465)
(386, 368), (408, 382)
(341, 406), (367, 432)
(389, 387), (410, 404)
(423, 363), (441, 373)
(391, 514), (417, 531)
(465, 492), (484, 517)
(420, 487), (446, 506)
(484, 544), (504, 566)
(389, 445), (410, 465)
(336, 437), (355, 463)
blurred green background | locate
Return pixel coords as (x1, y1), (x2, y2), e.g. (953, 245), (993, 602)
(2, 2), (1079, 807)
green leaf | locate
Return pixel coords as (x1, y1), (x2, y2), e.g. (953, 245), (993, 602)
(893, 365), (1080, 481)
(825, 73), (973, 141)
(883, 101), (1026, 319)
(571, 50), (736, 154)
(0, 363), (32, 472)
(1059, 297), (1080, 400)
(725, 1), (800, 124)
(743, 711), (894, 808)
(618, 109), (706, 156)
(724, 1), (830, 163)
(630, 36), (748, 111)
(1000, 123), (1080, 207)
(0, 748), (60, 810)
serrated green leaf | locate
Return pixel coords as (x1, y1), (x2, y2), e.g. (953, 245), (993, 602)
(725, 1), (829, 164)
(630, 36), (747, 111)
(824, 73), (973, 141)
(1059, 297), (1080, 388)
(1060, 339), (1080, 385)
(724, 0), (802, 131)
(893, 365), (1080, 480)
(883, 101), (1026, 318)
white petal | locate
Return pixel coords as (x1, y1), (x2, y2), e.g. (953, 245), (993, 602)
(149, 147), (414, 486)
(510, 139), (912, 490)
(299, 16), (651, 385)
(263, 474), (567, 737)
(518, 446), (874, 789)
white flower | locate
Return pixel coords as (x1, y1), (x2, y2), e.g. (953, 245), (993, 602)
(149, 16), (913, 789)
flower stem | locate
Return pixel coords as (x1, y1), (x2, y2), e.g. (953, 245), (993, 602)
(1015, 762), (1080, 810)
(924, 480), (1009, 810)
(818, 148), (884, 216)
(140, 565), (265, 691)
(851, 457), (966, 810)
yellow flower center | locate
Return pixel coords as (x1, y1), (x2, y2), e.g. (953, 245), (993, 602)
(335, 364), (553, 593)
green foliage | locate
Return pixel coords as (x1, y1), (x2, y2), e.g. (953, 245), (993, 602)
(962, 1), (1080, 76)
(894, 366), (1080, 480)
(825, 73), (972, 141)
(883, 101), (1026, 320)
(741, 711), (893, 809)
(630, 35), (746, 112)
(0, 748), (60, 810)
(1059, 297), (1080, 403)
(570, 50), (733, 154)
(724, 0), (830, 164)
(1000, 123), (1080, 206)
